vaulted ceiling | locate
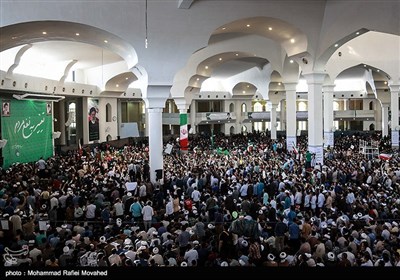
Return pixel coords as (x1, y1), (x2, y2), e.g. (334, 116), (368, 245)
(0, 0), (399, 101)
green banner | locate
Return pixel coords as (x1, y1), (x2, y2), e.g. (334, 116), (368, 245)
(1, 99), (53, 168)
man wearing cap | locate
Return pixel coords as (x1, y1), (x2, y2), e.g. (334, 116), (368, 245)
(148, 247), (164, 266)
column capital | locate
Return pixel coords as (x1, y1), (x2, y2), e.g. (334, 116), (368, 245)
(381, 102), (390, 108)
(302, 72), (326, 85)
(322, 84), (336, 92)
(174, 97), (190, 112)
(388, 83), (400, 92)
(148, 108), (163, 113)
(270, 103), (278, 109)
(283, 82), (297, 92)
(143, 85), (170, 109)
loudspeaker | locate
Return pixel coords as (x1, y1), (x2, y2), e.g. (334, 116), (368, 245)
(155, 169), (163, 180)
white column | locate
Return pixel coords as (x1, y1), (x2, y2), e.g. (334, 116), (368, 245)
(389, 84), (399, 149)
(190, 99), (196, 134)
(280, 100), (286, 131)
(58, 99), (66, 145)
(236, 100), (242, 133)
(323, 84), (335, 148)
(148, 108), (164, 182)
(303, 72), (326, 166)
(382, 103), (389, 137)
(143, 86), (169, 183)
(270, 104), (278, 140)
(175, 98), (190, 153)
(284, 82), (297, 152)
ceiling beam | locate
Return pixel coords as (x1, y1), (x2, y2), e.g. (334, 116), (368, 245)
(178, 0), (195, 9)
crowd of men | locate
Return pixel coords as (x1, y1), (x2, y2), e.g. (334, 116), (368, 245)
(0, 131), (399, 268)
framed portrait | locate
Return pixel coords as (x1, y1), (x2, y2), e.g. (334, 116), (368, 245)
(2, 100), (10, 117)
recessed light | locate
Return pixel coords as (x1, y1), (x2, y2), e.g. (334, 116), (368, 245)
(222, 27), (226, 30)
(290, 60), (294, 63)
(377, 69), (380, 72)
(125, 77), (129, 80)
(278, 82), (281, 86)
(334, 43), (339, 47)
(247, 85), (250, 88)
(363, 64), (366, 67)
(11, 36), (17, 40)
(205, 66), (208, 69)
(246, 24), (251, 27)
(116, 84), (119, 87)
(356, 32), (360, 35)
(242, 91), (246, 94)
(42, 31), (47, 35)
(104, 40), (108, 43)
(384, 81), (387, 84)
(268, 27), (272, 31)
(290, 38), (295, 43)
(196, 78), (200, 81)
(219, 58), (222, 61)
(75, 33), (80, 36)
(235, 53), (239, 56)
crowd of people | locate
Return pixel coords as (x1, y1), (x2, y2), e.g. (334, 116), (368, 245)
(0, 131), (399, 268)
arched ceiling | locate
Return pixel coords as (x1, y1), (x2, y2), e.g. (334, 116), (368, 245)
(0, 1), (399, 100)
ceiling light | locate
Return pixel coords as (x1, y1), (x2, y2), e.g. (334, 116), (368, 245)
(219, 58), (222, 61)
(42, 31), (47, 35)
(196, 78), (200, 81)
(205, 66), (209, 69)
(278, 82), (281, 86)
(268, 27), (272, 31)
(235, 53), (239, 56)
(290, 38), (295, 43)
(377, 69), (380, 72)
(247, 85), (250, 88)
(222, 27), (226, 30)
(356, 32), (360, 35)
(334, 43), (339, 47)
(363, 64), (366, 67)
(75, 33), (80, 36)
(384, 81), (387, 84)
(104, 40), (108, 43)
(242, 91), (246, 94)
(11, 36), (17, 40)
(289, 60), (294, 63)
(246, 24), (251, 27)
(116, 84), (119, 87)
(126, 77), (129, 80)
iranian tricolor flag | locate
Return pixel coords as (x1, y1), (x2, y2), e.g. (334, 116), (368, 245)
(180, 113), (188, 151)
(379, 153), (392, 161)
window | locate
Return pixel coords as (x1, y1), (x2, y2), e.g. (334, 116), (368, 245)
(229, 103), (234, 112)
(106, 103), (112, 122)
(333, 101), (340, 111)
(121, 101), (145, 123)
(253, 102), (262, 112)
(241, 103), (247, 113)
(369, 101), (374, 110)
(298, 101), (307, 111)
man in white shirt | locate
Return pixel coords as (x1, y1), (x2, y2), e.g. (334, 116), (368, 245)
(184, 243), (199, 266)
(142, 201), (154, 231)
